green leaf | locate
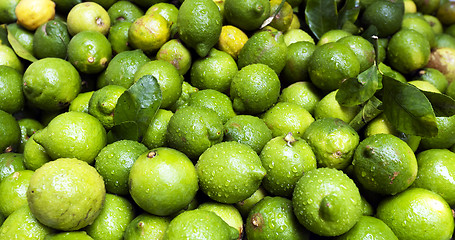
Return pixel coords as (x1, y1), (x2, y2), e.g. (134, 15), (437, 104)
(349, 96), (383, 131)
(261, 0), (286, 29)
(107, 121), (139, 143)
(113, 91), (137, 125)
(336, 64), (379, 107)
(6, 25), (37, 62)
(127, 75), (162, 136)
(305, 0), (338, 39)
(337, 0), (360, 29)
(382, 76), (438, 137)
(422, 91), (455, 117)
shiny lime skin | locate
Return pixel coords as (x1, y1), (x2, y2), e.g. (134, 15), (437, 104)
(0, 153), (25, 182)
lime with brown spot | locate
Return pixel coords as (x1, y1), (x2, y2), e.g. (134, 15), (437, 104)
(0, 153), (25, 182)
(107, 0), (144, 25)
(67, 2), (110, 36)
(128, 13), (170, 54)
(124, 213), (171, 240)
(0, 110), (20, 153)
(156, 39), (192, 76)
(216, 25), (249, 60)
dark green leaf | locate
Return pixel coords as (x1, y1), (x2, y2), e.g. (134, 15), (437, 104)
(337, 0), (360, 29)
(6, 25), (37, 62)
(422, 91), (455, 117)
(336, 64), (379, 106)
(113, 91), (137, 125)
(127, 75), (162, 136)
(107, 121), (139, 143)
(382, 76), (438, 137)
(349, 96), (383, 131)
(361, 25), (378, 45)
(305, 0), (338, 39)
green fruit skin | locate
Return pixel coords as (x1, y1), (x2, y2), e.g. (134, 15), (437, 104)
(246, 196), (311, 240)
(335, 216), (398, 240)
(352, 134), (418, 195)
(166, 105), (224, 160)
(224, 0), (270, 31)
(420, 116), (455, 150)
(124, 214), (171, 240)
(0, 65), (24, 114)
(84, 194), (135, 240)
(45, 231), (94, 240)
(260, 136), (317, 197)
(104, 49), (150, 88)
(0, 205), (54, 239)
(18, 118), (44, 153)
(141, 109), (173, 149)
(129, 148), (199, 216)
(0, 153), (25, 182)
(0, 110), (21, 152)
(163, 209), (239, 240)
(187, 89), (236, 124)
(33, 20), (70, 59)
(23, 134), (51, 171)
(196, 141), (266, 204)
(197, 202), (244, 237)
(0, 170), (34, 217)
(235, 187), (268, 218)
(177, 0), (222, 57)
(292, 168), (362, 237)
(238, 30), (288, 74)
(108, 22), (133, 54)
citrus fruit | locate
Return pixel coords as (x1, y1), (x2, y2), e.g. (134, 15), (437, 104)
(0, 0), (20, 23)
(0, 153), (25, 182)
(17, 118), (43, 153)
(166, 105), (224, 160)
(33, 19), (70, 59)
(7, 23), (34, 53)
(292, 167), (362, 236)
(145, 2), (179, 35)
(23, 134), (51, 171)
(129, 148), (199, 216)
(424, 14), (443, 34)
(0, 44), (24, 74)
(128, 13), (170, 54)
(235, 187), (267, 218)
(245, 196), (311, 240)
(230, 63), (281, 115)
(281, 41), (316, 84)
(268, 0), (293, 32)
(108, 21), (133, 54)
(141, 109), (173, 149)
(313, 90), (361, 123)
(0, 205), (54, 239)
(66, 2), (110, 36)
(317, 29), (352, 46)
(168, 81), (198, 112)
(278, 81), (321, 115)
(337, 35), (375, 72)
(216, 25), (249, 60)
(45, 231), (94, 240)
(425, 47), (455, 84)
(124, 213), (171, 240)
(0, 110), (20, 153)
(419, 116), (455, 150)
(88, 85), (127, 129)
(336, 215), (398, 240)
(352, 133), (418, 195)
(107, 0), (144, 25)
(94, 140), (148, 195)
(15, 0), (55, 31)
(198, 202), (244, 238)
(0, 170), (33, 217)
(69, 91), (94, 113)
(177, 0), (222, 57)
(196, 141), (266, 203)
(361, 0), (404, 37)
(434, 33), (455, 49)
(156, 39), (192, 76)
(0, 65), (24, 114)
(262, 102), (314, 138)
(27, 158), (106, 231)
(190, 48), (238, 94)
(224, 115), (273, 154)
(187, 89), (236, 124)
(413, 68), (448, 93)
(401, 15), (436, 47)
(32, 111), (107, 164)
(260, 133), (317, 197)
(104, 49), (150, 88)
(223, 0), (270, 31)
(436, 1), (455, 26)
(376, 187), (454, 240)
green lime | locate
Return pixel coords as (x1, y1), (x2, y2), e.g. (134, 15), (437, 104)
(7, 23), (34, 53)
(281, 41), (316, 84)
(108, 22), (133, 54)
(377, 187), (454, 240)
(17, 118), (43, 153)
(0, 45), (23, 73)
(411, 149), (455, 206)
(108, 0), (144, 25)
(187, 89), (236, 124)
(22, 58), (81, 111)
(52, 0), (81, 13)
(124, 213), (171, 240)
(66, 2), (110, 36)
(0, 65), (24, 114)
(104, 49), (150, 88)
(0, 110), (20, 153)
(0, 0), (20, 23)
(420, 116), (455, 150)
(23, 134), (51, 171)
(177, 0), (222, 57)
(224, 0), (270, 31)
(303, 117), (360, 170)
(134, 60), (183, 109)
(260, 133), (317, 197)
(0, 153), (25, 182)
(278, 81), (321, 115)
(308, 42), (360, 91)
(434, 33), (455, 49)
(292, 168), (362, 236)
(85, 194), (135, 240)
(224, 115), (273, 154)
(190, 48), (238, 94)
(129, 148), (199, 216)
(168, 81), (198, 112)
(387, 29), (430, 74)
(0, 170), (33, 217)
(352, 133), (418, 195)
(361, 0), (404, 37)
(198, 202), (244, 238)
(156, 39), (192, 76)
(27, 158), (106, 231)
(196, 141), (266, 204)
(32, 111), (107, 164)
(163, 209), (238, 240)
(230, 63), (281, 115)
(424, 14), (443, 34)
(317, 29), (352, 46)
(69, 91), (94, 113)
(33, 19), (70, 59)
(146, 2), (178, 35)
(142, 109), (173, 149)
(128, 13), (170, 54)
(337, 35), (375, 72)
(268, 0), (293, 32)
(245, 196), (310, 240)
(0, 205), (54, 239)
(166, 105), (224, 160)
(425, 47), (455, 84)
(235, 187), (267, 218)
(402, 14), (436, 47)
(95, 140), (147, 195)
(437, 1), (455, 26)
(45, 231), (94, 240)
(336, 216), (398, 240)
(313, 90), (361, 124)
(88, 85), (127, 129)
(283, 29), (315, 46)
(413, 68), (448, 93)
(67, 30), (112, 74)
(237, 29), (287, 74)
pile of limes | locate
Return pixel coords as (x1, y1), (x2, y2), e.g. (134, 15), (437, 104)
(1, 0), (455, 239)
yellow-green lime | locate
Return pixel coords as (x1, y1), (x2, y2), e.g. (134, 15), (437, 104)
(124, 213), (171, 240)
(336, 216), (398, 240)
(187, 89), (236, 124)
(434, 33), (455, 49)
(69, 91), (94, 113)
(0, 170), (34, 217)
(0, 205), (54, 239)
(235, 187), (267, 218)
(45, 231), (94, 240)
(216, 25), (249, 60)
(66, 2), (110, 36)
(128, 13), (170, 54)
(313, 90), (361, 123)
(0, 65), (24, 114)
(278, 81), (321, 115)
(317, 29), (352, 46)
(283, 29), (315, 46)
(223, 0), (270, 31)
(0, 153), (25, 182)
(413, 68), (448, 93)
(337, 35), (375, 72)
(23, 134), (51, 171)
(107, 0), (144, 25)
(108, 22), (133, 54)
(424, 14), (443, 34)
(268, 0), (293, 32)
(141, 109), (173, 149)
(0, 110), (20, 153)
(88, 85), (127, 129)
(402, 15), (436, 47)
(281, 41), (316, 84)
(198, 202), (244, 238)
(17, 118), (44, 153)
(0, 45), (23, 73)
(156, 39), (192, 76)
